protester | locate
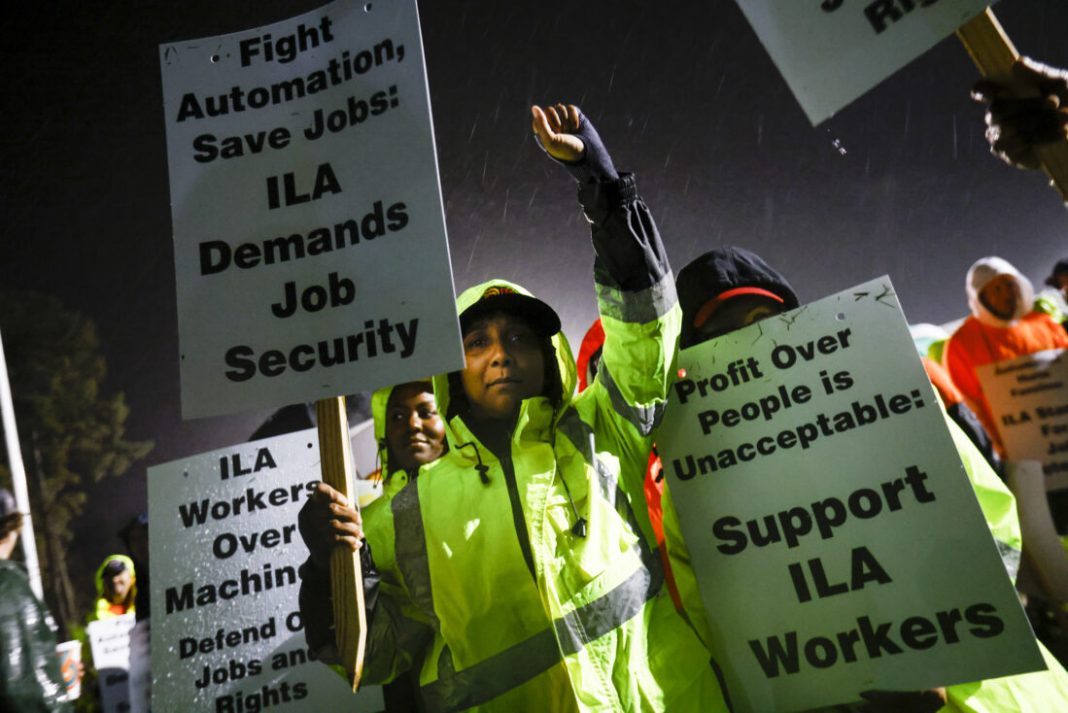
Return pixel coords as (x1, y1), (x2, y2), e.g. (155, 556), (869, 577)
(301, 104), (729, 711)
(0, 488), (72, 712)
(299, 380), (445, 713)
(88, 554), (136, 622)
(674, 246), (1068, 712)
(941, 256), (1068, 457)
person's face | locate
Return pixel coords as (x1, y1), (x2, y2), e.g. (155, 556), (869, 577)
(104, 569), (133, 604)
(979, 274), (1020, 320)
(694, 294), (785, 344)
(385, 382), (446, 472)
(461, 313), (546, 421)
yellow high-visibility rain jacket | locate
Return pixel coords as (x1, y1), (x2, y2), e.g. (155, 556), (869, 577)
(939, 417), (1068, 713)
(360, 176), (729, 712)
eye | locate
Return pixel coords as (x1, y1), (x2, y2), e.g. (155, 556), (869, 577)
(463, 334), (487, 351)
(508, 329), (536, 345)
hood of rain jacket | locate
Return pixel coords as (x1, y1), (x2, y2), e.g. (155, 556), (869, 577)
(966, 256), (1035, 327)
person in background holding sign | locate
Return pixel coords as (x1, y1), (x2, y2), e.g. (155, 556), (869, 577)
(302, 104), (730, 712)
(940, 257), (1068, 529)
(673, 247), (1068, 711)
(88, 555), (136, 622)
(0, 488), (72, 712)
(300, 379), (445, 713)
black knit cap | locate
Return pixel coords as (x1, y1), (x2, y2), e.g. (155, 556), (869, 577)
(676, 247), (799, 348)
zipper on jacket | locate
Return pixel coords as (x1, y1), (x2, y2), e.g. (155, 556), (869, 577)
(500, 453), (538, 583)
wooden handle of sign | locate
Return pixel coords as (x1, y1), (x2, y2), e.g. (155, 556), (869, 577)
(956, 8), (1068, 204)
(316, 396), (366, 692)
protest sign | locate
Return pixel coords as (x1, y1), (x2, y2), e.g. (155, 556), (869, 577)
(657, 277), (1042, 713)
(87, 613), (135, 713)
(160, 0), (462, 419)
(735, 0), (992, 124)
(978, 349), (1068, 492)
(148, 430), (384, 712)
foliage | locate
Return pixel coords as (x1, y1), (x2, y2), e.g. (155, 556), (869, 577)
(0, 290), (152, 631)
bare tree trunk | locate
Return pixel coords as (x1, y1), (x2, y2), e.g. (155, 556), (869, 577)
(45, 527), (77, 632)
(24, 427), (77, 634)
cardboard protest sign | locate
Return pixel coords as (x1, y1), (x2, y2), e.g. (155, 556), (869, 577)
(735, 0), (993, 124)
(160, 0), (462, 419)
(148, 430), (384, 712)
(87, 613), (136, 713)
(978, 348), (1068, 491)
(657, 277), (1041, 713)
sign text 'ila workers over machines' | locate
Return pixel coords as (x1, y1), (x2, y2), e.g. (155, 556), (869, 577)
(148, 430), (384, 712)
(657, 277), (1042, 713)
(160, 0), (462, 419)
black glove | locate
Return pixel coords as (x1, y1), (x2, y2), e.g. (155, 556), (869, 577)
(537, 110), (619, 183)
(972, 57), (1068, 170)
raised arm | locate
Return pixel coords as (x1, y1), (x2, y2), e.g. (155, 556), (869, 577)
(532, 103), (680, 432)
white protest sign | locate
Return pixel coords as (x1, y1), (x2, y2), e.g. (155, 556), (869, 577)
(148, 430), (384, 712)
(736, 0), (993, 124)
(160, 0), (462, 419)
(88, 613), (136, 713)
(657, 277), (1041, 713)
(978, 349), (1068, 492)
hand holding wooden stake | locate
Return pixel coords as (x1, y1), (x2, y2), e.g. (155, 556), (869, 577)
(957, 9), (1068, 205)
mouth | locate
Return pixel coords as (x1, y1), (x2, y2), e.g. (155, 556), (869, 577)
(488, 377), (521, 387)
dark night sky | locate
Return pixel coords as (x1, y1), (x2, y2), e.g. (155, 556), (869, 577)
(1, 1), (1066, 591)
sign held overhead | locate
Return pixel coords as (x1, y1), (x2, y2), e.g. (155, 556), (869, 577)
(735, 0), (994, 124)
(160, 0), (463, 420)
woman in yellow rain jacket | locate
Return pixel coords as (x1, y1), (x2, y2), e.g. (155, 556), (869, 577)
(299, 104), (730, 712)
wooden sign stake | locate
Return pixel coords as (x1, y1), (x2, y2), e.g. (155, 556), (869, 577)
(316, 396), (366, 692)
(957, 8), (1068, 205)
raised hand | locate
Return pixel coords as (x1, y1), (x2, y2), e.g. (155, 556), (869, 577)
(531, 103), (585, 163)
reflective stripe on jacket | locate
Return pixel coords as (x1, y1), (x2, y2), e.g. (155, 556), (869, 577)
(360, 177), (728, 712)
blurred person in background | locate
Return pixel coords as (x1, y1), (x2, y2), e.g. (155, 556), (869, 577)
(0, 488), (72, 712)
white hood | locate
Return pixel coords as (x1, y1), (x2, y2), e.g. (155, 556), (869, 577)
(966, 256), (1034, 327)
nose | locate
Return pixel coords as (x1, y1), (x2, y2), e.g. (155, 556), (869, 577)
(406, 411), (421, 432)
(488, 337), (513, 366)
